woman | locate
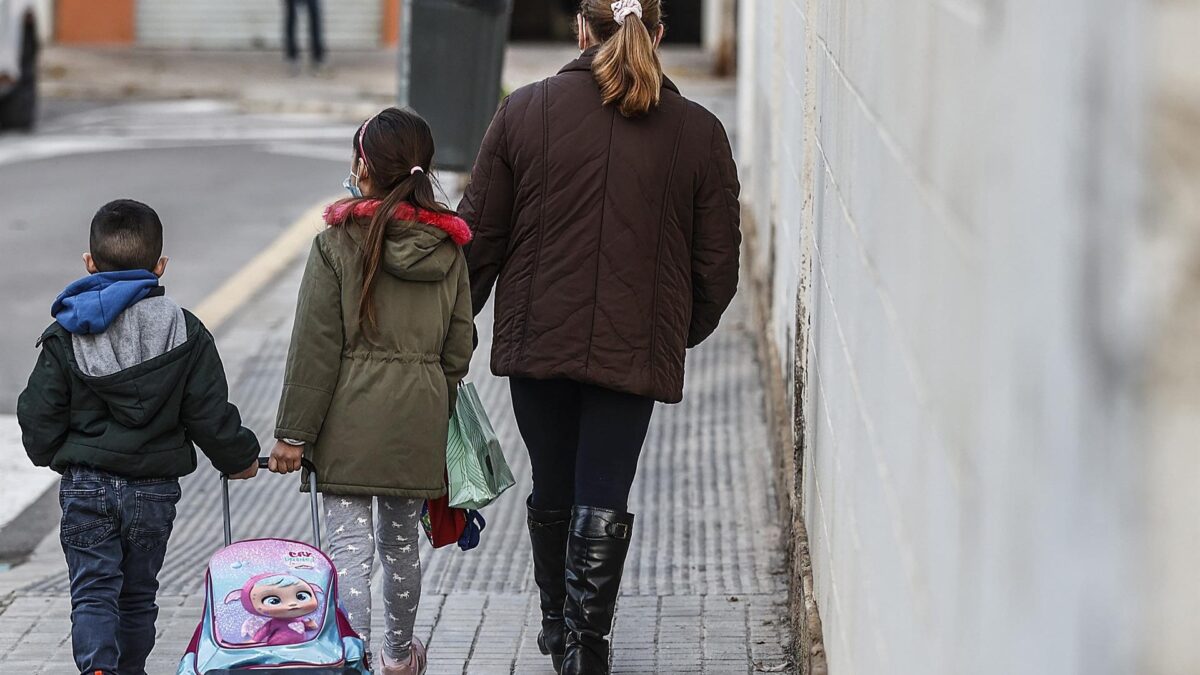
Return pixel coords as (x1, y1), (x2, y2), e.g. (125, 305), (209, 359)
(459, 1), (741, 673)
(269, 107), (474, 675)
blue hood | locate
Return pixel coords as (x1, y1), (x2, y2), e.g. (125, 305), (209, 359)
(52, 270), (161, 335)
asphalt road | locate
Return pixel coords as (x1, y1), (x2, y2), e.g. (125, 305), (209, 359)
(0, 100), (360, 411)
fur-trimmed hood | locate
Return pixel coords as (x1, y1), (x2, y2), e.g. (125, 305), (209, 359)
(324, 200), (472, 245)
(324, 200), (472, 282)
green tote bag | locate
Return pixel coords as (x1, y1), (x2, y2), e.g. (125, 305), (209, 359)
(446, 381), (515, 510)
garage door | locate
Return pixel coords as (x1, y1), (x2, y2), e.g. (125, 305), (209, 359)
(137, 0), (383, 49)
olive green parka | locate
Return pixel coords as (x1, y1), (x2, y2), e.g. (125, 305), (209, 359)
(274, 201), (474, 498)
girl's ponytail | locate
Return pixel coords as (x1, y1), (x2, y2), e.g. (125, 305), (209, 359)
(335, 108), (455, 334)
(582, 0), (664, 118)
(358, 170), (430, 330)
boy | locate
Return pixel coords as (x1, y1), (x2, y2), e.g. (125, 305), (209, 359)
(16, 199), (260, 675)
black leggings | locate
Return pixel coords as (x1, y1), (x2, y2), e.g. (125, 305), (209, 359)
(509, 378), (655, 513)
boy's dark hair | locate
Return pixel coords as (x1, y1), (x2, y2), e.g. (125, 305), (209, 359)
(89, 199), (164, 272)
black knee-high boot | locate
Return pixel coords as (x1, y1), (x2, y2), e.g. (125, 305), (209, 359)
(528, 497), (572, 672)
(560, 506), (635, 675)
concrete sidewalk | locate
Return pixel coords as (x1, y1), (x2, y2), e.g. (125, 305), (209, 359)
(0, 234), (793, 673)
(39, 44), (735, 121)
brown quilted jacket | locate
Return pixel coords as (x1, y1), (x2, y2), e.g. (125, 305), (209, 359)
(459, 48), (741, 403)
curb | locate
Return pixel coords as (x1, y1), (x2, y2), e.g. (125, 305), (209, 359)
(0, 481), (59, 566)
(742, 206), (827, 675)
(238, 96), (391, 122)
(40, 83), (394, 122)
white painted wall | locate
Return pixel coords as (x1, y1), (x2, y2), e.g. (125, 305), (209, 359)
(137, 0), (383, 49)
(739, 0), (1160, 673)
(1143, 3), (1200, 671)
(33, 0), (51, 41)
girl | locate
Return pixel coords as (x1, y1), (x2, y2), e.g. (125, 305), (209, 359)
(459, 1), (741, 674)
(268, 107), (474, 675)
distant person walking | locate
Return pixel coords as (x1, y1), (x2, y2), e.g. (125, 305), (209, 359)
(283, 0), (326, 74)
(459, 1), (742, 673)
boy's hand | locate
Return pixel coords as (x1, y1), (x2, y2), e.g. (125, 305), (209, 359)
(268, 440), (304, 474)
(228, 462), (259, 480)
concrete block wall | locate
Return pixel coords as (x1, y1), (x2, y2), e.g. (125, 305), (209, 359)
(735, 0), (1194, 672)
(1144, 1), (1200, 671)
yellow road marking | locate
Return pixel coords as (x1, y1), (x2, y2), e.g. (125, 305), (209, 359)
(192, 199), (334, 330)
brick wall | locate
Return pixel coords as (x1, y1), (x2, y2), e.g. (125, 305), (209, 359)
(735, 0), (1200, 672)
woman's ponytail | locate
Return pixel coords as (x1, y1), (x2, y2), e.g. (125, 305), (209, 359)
(583, 0), (664, 118)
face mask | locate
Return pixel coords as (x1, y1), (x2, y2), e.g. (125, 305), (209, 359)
(343, 169), (363, 198)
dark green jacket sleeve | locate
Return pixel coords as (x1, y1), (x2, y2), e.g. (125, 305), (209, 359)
(442, 251), (475, 414)
(17, 337), (70, 467)
(275, 237), (344, 443)
(181, 321), (260, 474)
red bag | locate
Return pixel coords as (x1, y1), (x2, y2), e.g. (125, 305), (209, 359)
(421, 492), (468, 548)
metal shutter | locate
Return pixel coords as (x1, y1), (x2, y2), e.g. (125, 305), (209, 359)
(137, 0), (383, 49)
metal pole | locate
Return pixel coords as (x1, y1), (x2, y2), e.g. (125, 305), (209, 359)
(308, 470), (322, 548)
(397, 0), (414, 108)
(222, 476), (232, 548)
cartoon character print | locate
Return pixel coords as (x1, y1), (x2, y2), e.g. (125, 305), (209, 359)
(224, 573), (323, 646)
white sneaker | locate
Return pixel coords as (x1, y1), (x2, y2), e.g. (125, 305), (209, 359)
(379, 636), (427, 675)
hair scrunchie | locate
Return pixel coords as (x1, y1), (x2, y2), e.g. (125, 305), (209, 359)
(410, 166), (425, 175)
(610, 0), (642, 25)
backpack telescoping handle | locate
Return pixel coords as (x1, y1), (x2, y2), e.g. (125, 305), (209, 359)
(220, 457), (321, 549)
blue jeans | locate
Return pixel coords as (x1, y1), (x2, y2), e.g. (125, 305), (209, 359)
(59, 467), (181, 675)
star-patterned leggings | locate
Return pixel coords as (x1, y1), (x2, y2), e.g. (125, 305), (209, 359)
(325, 495), (423, 661)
